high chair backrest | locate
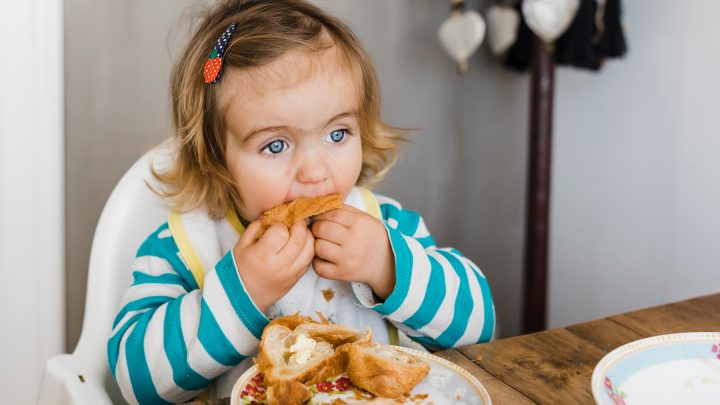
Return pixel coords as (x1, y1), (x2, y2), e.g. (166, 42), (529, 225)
(74, 141), (172, 390)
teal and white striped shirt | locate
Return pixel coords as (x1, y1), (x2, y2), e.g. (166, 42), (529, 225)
(108, 192), (495, 404)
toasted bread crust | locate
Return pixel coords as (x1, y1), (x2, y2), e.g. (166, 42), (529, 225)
(266, 314), (314, 330)
(257, 194), (343, 238)
(293, 323), (372, 348)
(255, 324), (288, 376)
(346, 342), (430, 398)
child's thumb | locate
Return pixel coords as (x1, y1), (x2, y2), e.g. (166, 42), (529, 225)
(255, 223), (290, 253)
(238, 220), (264, 247)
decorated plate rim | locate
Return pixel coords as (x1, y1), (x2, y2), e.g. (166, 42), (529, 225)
(590, 331), (720, 404)
(230, 346), (492, 405)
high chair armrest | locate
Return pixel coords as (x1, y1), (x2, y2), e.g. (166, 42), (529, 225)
(38, 354), (119, 405)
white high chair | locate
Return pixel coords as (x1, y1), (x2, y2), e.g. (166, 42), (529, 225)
(37, 142), (172, 404)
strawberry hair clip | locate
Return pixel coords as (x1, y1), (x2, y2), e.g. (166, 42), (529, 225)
(203, 23), (237, 84)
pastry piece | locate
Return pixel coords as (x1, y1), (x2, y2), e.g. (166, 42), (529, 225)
(257, 194), (343, 238)
(265, 379), (312, 405)
(346, 342), (430, 399)
(256, 317), (370, 387)
(266, 314), (316, 330)
(292, 322), (371, 349)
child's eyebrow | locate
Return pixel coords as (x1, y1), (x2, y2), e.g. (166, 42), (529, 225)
(242, 111), (356, 144)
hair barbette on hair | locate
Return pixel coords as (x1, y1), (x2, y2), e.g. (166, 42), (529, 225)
(153, 0), (407, 219)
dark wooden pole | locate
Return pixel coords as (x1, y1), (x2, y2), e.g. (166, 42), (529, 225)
(522, 35), (555, 334)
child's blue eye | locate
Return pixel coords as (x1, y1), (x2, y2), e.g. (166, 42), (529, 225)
(327, 129), (347, 143)
(263, 139), (287, 154)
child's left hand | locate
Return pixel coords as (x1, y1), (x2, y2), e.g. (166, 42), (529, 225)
(311, 205), (396, 300)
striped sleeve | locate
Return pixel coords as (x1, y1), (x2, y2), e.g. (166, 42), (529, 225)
(362, 195), (495, 350)
(107, 223), (269, 405)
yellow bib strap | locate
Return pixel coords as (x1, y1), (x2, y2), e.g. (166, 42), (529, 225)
(226, 206), (245, 235)
(168, 212), (207, 289)
(358, 186), (382, 220)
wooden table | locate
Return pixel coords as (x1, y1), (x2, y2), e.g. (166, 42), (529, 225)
(188, 293), (720, 405)
(439, 293), (720, 404)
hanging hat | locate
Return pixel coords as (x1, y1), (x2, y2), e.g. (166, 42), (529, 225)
(555, 0), (603, 70)
(486, 4), (521, 57)
(594, 0), (627, 58)
(522, 0), (580, 44)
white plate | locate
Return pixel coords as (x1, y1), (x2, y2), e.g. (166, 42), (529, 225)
(230, 346), (492, 404)
(591, 332), (720, 405)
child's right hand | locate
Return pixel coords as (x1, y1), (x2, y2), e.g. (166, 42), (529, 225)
(232, 220), (315, 313)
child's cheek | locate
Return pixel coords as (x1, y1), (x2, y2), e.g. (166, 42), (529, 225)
(249, 180), (291, 216)
(233, 158), (291, 219)
(339, 140), (363, 187)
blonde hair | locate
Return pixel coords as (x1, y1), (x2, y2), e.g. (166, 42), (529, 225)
(154, 0), (407, 219)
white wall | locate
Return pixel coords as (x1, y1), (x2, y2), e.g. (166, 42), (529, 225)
(670, 1), (720, 302)
(548, 0), (720, 327)
(0, 0), (65, 402)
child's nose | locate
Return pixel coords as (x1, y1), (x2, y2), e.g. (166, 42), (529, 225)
(296, 151), (330, 184)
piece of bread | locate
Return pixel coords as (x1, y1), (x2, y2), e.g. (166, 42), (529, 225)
(346, 341), (430, 399)
(265, 379), (312, 405)
(257, 194), (343, 238)
(256, 317), (371, 387)
(256, 315), (429, 403)
(265, 314), (317, 330)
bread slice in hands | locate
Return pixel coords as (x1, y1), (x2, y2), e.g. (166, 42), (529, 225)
(256, 315), (371, 388)
(346, 341), (431, 399)
(257, 194), (343, 238)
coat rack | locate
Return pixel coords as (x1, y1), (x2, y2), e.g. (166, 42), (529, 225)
(523, 36), (554, 333)
(438, 0), (627, 334)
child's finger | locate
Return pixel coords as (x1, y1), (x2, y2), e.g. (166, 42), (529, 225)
(256, 223), (290, 253)
(238, 220), (263, 247)
(312, 205), (356, 227)
(290, 228), (315, 273)
(338, 204), (364, 214)
(279, 220), (309, 257)
(310, 219), (348, 244)
(312, 257), (337, 280)
(314, 238), (341, 264)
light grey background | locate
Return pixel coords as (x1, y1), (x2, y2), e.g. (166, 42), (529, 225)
(64, 0), (720, 351)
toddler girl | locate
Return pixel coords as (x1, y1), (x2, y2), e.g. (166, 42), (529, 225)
(108, 1), (495, 403)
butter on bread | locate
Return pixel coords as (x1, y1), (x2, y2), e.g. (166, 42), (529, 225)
(346, 341), (430, 399)
(257, 194), (343, 238)
(256, 315), (370, 388)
